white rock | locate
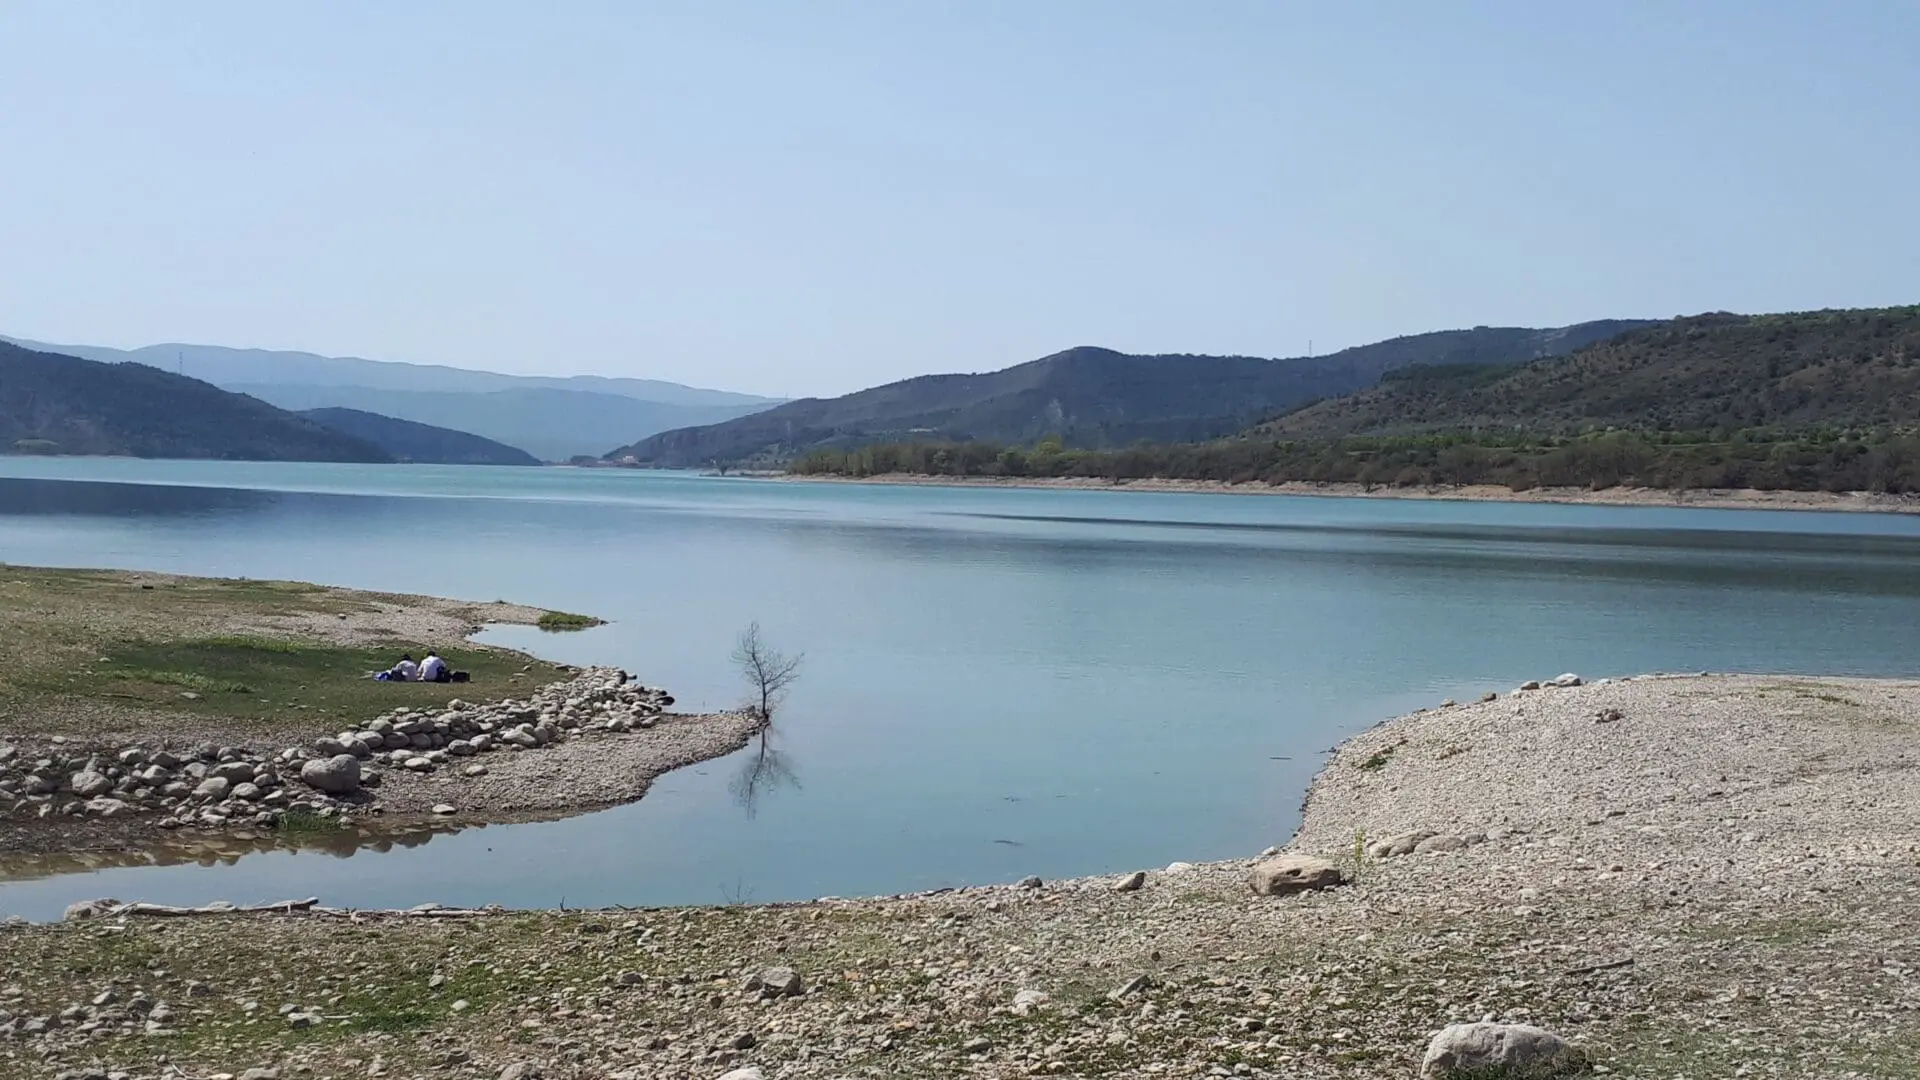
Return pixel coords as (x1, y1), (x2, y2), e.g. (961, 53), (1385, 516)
(69, 770), (114, 798)
(1420, 1022), (1587, 1078)
(432, 804), (457, 815)
(1248, 854), (1347, 896)
(1012, 988), (1050, 1015)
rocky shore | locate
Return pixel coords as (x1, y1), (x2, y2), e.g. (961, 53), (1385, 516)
(0, 668), (762, 851)
(7, 672), (1918, 1078)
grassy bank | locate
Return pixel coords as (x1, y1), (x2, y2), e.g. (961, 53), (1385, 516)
(0, 566), (577, 740)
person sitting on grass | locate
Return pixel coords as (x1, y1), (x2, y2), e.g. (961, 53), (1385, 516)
(389, 654), (419, 682)
(420, 652), (449, 683)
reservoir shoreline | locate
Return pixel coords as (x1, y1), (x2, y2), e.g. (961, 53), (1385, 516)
(7, 671), (1915, 1077)
(782, 470), (1920, 514)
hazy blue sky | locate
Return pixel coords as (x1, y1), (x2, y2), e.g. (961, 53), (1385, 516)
(3, 2), (1916, 397)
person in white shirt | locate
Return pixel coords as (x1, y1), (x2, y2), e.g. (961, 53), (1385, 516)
(419, 653), (448, 683)
(391, 654), (419, 681)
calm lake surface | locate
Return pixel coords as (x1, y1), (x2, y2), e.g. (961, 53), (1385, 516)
(3, 459), (1920, 920)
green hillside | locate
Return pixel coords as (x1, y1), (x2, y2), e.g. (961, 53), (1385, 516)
(1260, 307), (1920, 441)
(612, 321), (1649, 466)
(0, 342), (390, 462)
(792, 307), (1920, 494)
(296, 407), (541, 466)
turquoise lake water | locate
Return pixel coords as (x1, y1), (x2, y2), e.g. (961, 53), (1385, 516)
(2, 458), (1919, 920)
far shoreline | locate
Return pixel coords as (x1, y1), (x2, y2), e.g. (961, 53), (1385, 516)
(777, 471), (1920, 515)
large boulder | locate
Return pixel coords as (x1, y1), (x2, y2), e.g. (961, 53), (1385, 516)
(192, 776), (231, 801)
(742, 966), (805, 998)
(84, 797), (135, 818)
(1421, 1022), (1588, 1078)
(299, 754), (361, 795)
(1248, 854), (1347, 896)
(69, 771), (114, 798)
(212, 760), (257, 784)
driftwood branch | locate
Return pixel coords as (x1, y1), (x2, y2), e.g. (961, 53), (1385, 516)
(107, 897), (320, 917)
(76, 897), (507, 921)
(1563, 957), (1635, 976)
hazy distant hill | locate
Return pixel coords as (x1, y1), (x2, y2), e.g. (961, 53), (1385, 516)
(296, 407), (540, 466)
(0, 336), (784, 461)
(611, 321), (1650, 466)
(2, 338), (777, 406)
(0, 343), (388, 462)
(235, 384), (767, 462)
(1259, 306), (1920, 441)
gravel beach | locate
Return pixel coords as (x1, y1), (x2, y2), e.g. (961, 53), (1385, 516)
(7, 672), (1917, 1079)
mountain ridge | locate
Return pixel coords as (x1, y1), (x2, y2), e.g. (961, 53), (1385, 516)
(0, 336), (785, 460)
(0, 337), (777, 407)
(235, 383), (768, 462)
(1258, 306), (1920, 441)
(0, 342), (390, 462)
(610, 320), (1654, 466)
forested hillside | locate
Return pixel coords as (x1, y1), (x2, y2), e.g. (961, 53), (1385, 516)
(612, 321), (1647, 466)
(1260, 307), (1920, 440)
(790, 308), (1920, 495)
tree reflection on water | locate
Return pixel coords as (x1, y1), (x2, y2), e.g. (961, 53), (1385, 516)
(729, 727), (800, 820)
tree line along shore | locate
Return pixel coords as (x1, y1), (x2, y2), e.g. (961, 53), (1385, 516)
(788, 428), (1920, 498)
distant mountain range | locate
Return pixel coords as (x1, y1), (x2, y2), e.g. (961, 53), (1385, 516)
(296, 407), (540, 466)
(611, 321), (1652, 466)
(0, 341), (386, 462)
(231, 384), (761, 463)
(1258, 306), (1920, 441)
(0, 337), (782, 460)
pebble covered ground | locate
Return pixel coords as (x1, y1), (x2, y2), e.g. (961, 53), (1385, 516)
(6, 673), (1919, 1079)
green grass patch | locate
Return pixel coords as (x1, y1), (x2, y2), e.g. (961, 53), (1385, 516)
(536, 610), (601, 632)
(110, 667), (255, 694)
(13, 630), (534, 732)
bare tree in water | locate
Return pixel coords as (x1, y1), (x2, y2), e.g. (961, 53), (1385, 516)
(733, 622), (802, 720)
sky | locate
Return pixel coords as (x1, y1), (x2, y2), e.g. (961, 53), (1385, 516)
(2, 3), (1917, 398)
